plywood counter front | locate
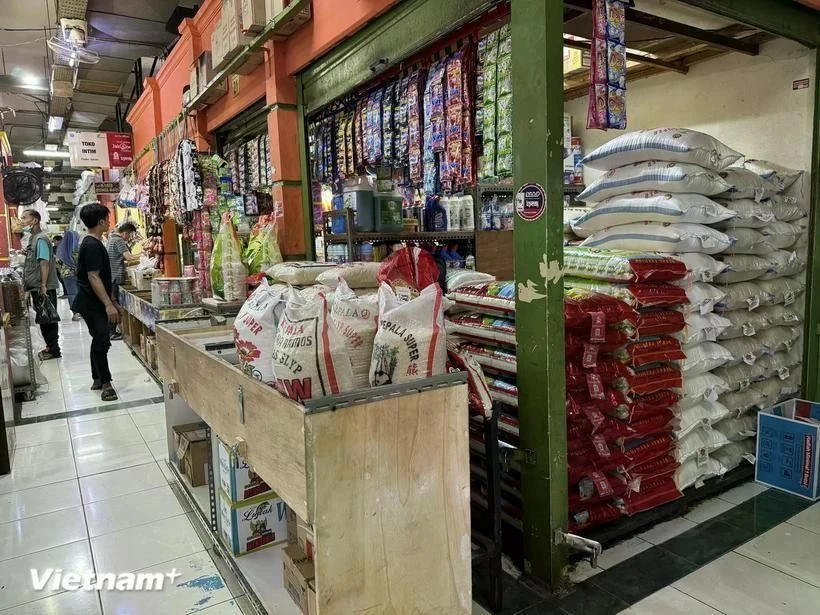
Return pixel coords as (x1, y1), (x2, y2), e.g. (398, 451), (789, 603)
(156, 324), (472, 614)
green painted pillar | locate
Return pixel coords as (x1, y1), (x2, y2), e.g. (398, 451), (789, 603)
(511, 0), (568, 586)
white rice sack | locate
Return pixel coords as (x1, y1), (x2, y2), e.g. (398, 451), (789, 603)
(671, 252), (728, 284)
(714, 198), (774, 228)
(674, 457), (725, 491)
(759, 349), (802, 381)
(758, 276), (805, 306)
(756, 304), (802, 327)
(267, 262), (335, 285)
(770, 196), (805, 222)
(756, 326), (801, 354)
(717, 167), (779, 202)
(316, 262), (381, 289)
(719, 389), (762, 414)
(712, 439), (756, 473)
(570, 192), (736, 238)
(675, 401), (731, 440)
(751, 377), (785, 406)
(681, 283), (726, 315)
(329, 281), (379, 389)
(581, 129), (742, 171)
(717, 309), (772, 340)
(577, 161), (732, 203)
(233, 280), (289, 386)
(714, 254), (772, 284)
(581, 222), (732, 254)
(676, 313), (732, 348)
(711, 363), (767, 393)
(758, 250), (806, 280)
(674, 427), (731, 464)
(564, 207), (590, 234)
(679, 342), (733, 376)
(720, 336), (768, 367)
(721, 228), (774, 255)
(271, 293), (355, 403)
(714, 281), (771, 312)
(370, 283), (446, 386)
(781, 371), (802, 398)
(446, 269), (495, 292)
(714, 415), (758, 442)
(759, 222), (801, 250)
(682, 372), (730, 403)
(743, 159), (803, 191)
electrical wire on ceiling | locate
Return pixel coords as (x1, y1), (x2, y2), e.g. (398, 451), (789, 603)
(0, 37), (48, 48)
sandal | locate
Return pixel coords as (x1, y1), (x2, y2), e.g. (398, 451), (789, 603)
(90, 381), (101, 391)
(101, 386), (118, 402)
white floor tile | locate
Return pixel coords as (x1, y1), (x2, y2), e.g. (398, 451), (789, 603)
(11, 440), (74, 467)
(716, 481), (768, 505)
(99, 551), (232, 614)
(84, 485), (186, 537)
(620, 587), (722, 614)
(0, 590), (102, 614)
(147, 439), (169, 461)
(198, 601), (244, 614)
(71, 429), (145, 457)
(68, 414), (136, 437)
(129, 404), (166, 427)
(684, 497), (737, 524)
(0, 506), (87, 562)
(157, 459), (177, 484)
(79, 462), (166, 504)
(637, 517), (698, 545)
(736, 522), (820, 588)
(0, 456), (77, 495)
(74, 442), (154, 477)
(137, 422), (167, 443)
(90, 514), (204, 573)
(19, 388), (67, 419)
(596, 537), (653, 569)
(13, 420), (70, 448)
(0, 541), (94, 611)
(67, 409), (129, 423)
(674, 551), (820, 614)
(787, 502), (820, 536)
(0, 480), (82, 523)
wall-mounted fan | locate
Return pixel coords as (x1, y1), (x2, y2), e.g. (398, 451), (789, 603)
(3, 169), (43, 206)
(47, 37), (100, 65)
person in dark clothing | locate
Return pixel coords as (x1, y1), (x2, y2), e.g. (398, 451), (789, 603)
(53, 234), (67, 297)
(73, 203), (119, 402)
(107, 221), (139, 341)
(20, 209), (61, 360)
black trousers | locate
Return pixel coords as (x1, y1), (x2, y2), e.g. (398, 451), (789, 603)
(31, 289), (60, 355)
(80, 307), (112, 385)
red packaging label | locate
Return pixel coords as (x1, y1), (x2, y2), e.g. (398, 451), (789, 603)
(583, 404), (606, 432)
(590, 470), (614, 497)
(590, 311), (606, 343)
(592, 434), (611, 458)
(587, 373), (605, 399)
(583, 343), (599, 368)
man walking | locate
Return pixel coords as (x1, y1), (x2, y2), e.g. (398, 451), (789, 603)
(107, 222), (139, 340)
(20, 209), (61, 360)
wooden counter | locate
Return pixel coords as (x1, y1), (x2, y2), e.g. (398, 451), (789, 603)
(156, 324), (472, 614)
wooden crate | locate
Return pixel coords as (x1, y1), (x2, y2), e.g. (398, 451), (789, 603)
(156, 325), (471, 614)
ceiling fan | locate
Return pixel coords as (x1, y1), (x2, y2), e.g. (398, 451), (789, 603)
(3, 169), (43, 207)
(47, 37), (100, 66)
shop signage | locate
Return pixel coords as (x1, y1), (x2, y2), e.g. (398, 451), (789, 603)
(94, 181), (120, 195)
(67, 131), (134, 169)
(515, 183), (546, 222)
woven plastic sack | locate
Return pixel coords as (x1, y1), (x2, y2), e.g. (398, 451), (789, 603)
(446, 313), (516, 347)
(675, 401), (731, 440)
(233, 280), (289, 386)
(570, 192), (736, 237)
(720, 336), (768, 367)
(716, 309), (772, 340)
(447, 281), (515, 314)
(675, 313), (732, 348)
(272, 293), (355, 403)
(447, 341), (493, 418)
(564, 207), (590, 234)
(756, 304), (802, 327)
(758, 276), (805, 306)
(759, 221), (802, 250)
(711, 363), (767, 393)
(681, 372), (730, 403)
(712, 439), (756, 473)
(718, 389), (762, 414)
(377, 247), (441, 298)
(370, 283), (446, 386)
(714, 282), (771, 312)
(759, 348), (802, 380)
(445, 270), (495, 292)
(329, 281), (379, 389)
(714, 198), (774, 228)
(316, 262), (381, 289)
(671, 252), (728, 284)
(679, 342), (733, 376)
(714, 415), (758, 443)
(758, 250), (806, 281)
(267, 262), (334, 286)
(562, 246), (688, 283)
(581, 129), (742, 172)
(459, 342), (516, 374)
(674, 427), (731, 464)
(756, 325), (801, 353)
(717, 167), (778, 201)
(743, 159), (803, 191)
(722, 228), (774, 255)
(681, 283), (725, 315)
(674, 457), (725, 491)
(581, 222), (732, 255)
(770, 195), (805, 222)
(714, 254), (773, 284)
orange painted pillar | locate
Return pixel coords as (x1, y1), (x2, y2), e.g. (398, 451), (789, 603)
(265, 41), (305, 258)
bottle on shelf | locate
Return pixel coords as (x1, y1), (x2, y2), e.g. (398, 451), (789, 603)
(424, 195), (448, 232)
(460, 195), (475, 231)
(447, 196), (461, 231)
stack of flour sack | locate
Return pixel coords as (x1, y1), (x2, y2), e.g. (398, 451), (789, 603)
(567, 128), (807, 498)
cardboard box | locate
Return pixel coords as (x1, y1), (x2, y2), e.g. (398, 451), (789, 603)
(218, 489), (288, 556)
(173, 423), (210, 487)
(198, 52), (217, 88)
(756, 398), (820, 501)
(217, 436), (274, 502)
(563, 47), (591, 74)
(286, 506), (297, 545)
(282, 544), (316, 613)
(241, 0), (267, 33)
(296, 523), (314, 560)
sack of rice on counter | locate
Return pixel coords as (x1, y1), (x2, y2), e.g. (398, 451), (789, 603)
(448, 281), (515, 315)
(447, 313), (516, 347)
(742, 160), (804, 191)
(267, 262), (334, 286)
(570, 192), (736, 238)
(329, 281), (379, 389)
(713, 198), (774, 228)
(563, 246), (687, 283)
(671, 252), (728, 283)
(370, 283), (446, 386)
(271, 293), (355, 403)
(316, 262), (381, 289)
(578, 161), (732, 203)
(716, 167), (778, 202)
(233, 280), (289, 386)
(564, 277), (688, 309)
(581, 129), (742, 171)
(581, 222), (732, 255)
(714, 254), (772, 284)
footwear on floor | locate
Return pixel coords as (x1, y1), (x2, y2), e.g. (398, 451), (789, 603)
(37, 350), (61, 361)
(111, 331), (123, 341)
(72, 313), (82, 321)
(101, 386), (118, 401)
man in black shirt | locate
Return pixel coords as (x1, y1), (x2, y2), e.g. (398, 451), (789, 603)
(73, 203), (119, 402)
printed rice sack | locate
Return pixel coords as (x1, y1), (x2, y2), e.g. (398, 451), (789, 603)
(581, 222), (732, 255)
(267, 262), (334, 286)
(370, 283), (446, 386)
(716, 167), (778, 201)
(233, 280), (289, 386)
(271, 293), (355, 403)
(714, 198), (774, 228)
(742, 160), (803, 191)
(316, 262), (381, 289)
(329, 281), (379, 389)
(670, 252), (728, 283)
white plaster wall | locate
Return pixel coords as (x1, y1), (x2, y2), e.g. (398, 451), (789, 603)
(565, 38), (817, 186)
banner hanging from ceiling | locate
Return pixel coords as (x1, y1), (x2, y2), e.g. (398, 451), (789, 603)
(67, 131), (133, 169)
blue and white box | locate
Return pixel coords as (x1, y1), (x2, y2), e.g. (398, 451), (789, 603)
(756, 398), (820, 501)
(218, 488), (288, 556)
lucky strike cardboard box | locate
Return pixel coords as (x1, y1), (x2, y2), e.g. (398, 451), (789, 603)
(218, 488), (288, 556)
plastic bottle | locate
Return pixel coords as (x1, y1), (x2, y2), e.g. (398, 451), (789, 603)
(460, 195), (475, 231)
(447, 197), (461, 231)
(425, 195), (448, 232)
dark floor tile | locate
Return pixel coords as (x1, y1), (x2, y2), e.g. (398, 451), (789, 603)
(719, 489), (811, 534)
(473, 567), (543, 615)
(660, 519), (757, 567)
(549, 581), (628, 615)
(590, 546), (697, 604)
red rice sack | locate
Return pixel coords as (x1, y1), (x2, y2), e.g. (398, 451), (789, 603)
(377, 246), (441, 298)
(370, 283), (446, 386)
(448, 281), (515, 314)
(564, 278), (689, 309)
(446, 313), (516, 346)
(271, 293), (355, 403)
(447, 341), (493, 418)
(562, 247), (688, 283)
(233, 280), (289, 386)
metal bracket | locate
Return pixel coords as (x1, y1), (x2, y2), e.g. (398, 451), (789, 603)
(554, 530), (602, 568)
(173, 344), (177, 371)
(237, 386), (245, 424)
(167, 380), (179, 400)
(231, 436), (247, 459)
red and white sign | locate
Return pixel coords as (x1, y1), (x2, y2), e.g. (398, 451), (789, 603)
(67, 131), (133, 169)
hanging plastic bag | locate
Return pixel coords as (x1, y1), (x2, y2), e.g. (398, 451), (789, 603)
(377, 246), (442, 299)
(34, 294), (60, 324)
(244, 215), (283, 275)
(210, 212), (247, 300)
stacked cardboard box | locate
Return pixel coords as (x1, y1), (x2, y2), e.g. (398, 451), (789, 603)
(173, 423), (209, 487)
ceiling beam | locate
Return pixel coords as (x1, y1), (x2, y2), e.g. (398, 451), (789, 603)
(562, 36), (690, 74)
(564, 0), (760, 55)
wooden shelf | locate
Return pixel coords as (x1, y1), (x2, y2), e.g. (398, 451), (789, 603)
(476, 183), (585, 194)
(186, 0), (311, 113)
(325, 230), (476, 243)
